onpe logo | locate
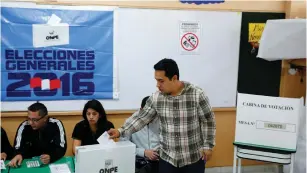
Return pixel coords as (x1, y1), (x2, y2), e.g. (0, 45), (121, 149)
(46, 30), (59, 40)
(99, 159), (118, 173)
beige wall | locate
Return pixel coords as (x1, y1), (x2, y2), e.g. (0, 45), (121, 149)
(42, 1), (285, 12)
(1, 0), (306, 168)
(280, 0), (306, 99)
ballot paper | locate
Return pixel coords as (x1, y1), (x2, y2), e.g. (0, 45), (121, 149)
(49, 163), (71, 173)
(0, 160), (6, 170)
(97, 131), (116, 145)
(47, 14), (62, 25)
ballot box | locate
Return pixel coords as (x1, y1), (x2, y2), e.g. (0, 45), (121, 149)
(75, 141), (136, 173)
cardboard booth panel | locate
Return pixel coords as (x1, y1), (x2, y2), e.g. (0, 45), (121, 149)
(257, 19), (306, 60)
(235, 93), (304, 151)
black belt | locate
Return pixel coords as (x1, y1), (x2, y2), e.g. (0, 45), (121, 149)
(148, 160), (159, 164)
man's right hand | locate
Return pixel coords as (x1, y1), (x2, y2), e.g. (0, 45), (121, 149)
(8, 154), (23, 167)
(107, 128), (120, 139)
(144, 150), (159, 161)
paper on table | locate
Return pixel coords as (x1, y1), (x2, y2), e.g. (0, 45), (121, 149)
(0, 160), (6, 170)
(97, 131), (116, 146)
(49, 163), (71, 173)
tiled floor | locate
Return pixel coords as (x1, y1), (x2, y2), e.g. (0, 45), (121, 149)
(205, 164), (280, 173)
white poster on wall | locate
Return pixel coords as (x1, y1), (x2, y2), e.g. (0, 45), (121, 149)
(179, 21), (201, 55)
(234, 93), (304, 151)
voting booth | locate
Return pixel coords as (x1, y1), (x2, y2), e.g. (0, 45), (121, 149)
(256, 18), (306, 173)
(257, 19), (306, 61)
(233, 93), (304, 173)
(75, 141), (136, 173)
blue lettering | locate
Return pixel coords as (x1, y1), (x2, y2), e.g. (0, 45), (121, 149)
(15, 50), (23, 59)
(77, 61), (86, 70)
(47, 61), (57, 70)
(34, 50), (43, 60)
(53, 50), (57, 60)
(43, 50), (53, 60)
(6, 60), (16, 70)
(67, 50), (77, 60)
(57, 50), (66, 60)
(5, 49), (14, 59)
(86, 61), (95, 70)
(24, 50), (33, 59)
(37, 61), (47, 70)
(67, 61), (76, 70)
(4, 50), (96, 61)
(86, 50), (95, 60)
(6, 73), (31, 97)
(27, 61), (37, 70)
(78, 51), (86, 60)
(17, 61), (26, 70)
(58, 61), (67, 71)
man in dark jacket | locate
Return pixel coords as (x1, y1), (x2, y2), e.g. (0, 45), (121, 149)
(8, 102), (67, 167)
(1, 127), (14, 161)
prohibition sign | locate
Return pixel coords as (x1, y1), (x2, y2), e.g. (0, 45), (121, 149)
(181, 33), (199, 51)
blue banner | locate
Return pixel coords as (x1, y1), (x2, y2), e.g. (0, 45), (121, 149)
(1, 5), (115, 101)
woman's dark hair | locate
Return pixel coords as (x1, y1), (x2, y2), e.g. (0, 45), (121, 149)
(82, 99), (107, 123)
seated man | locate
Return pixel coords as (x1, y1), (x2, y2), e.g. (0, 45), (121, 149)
(122, 96), (160, 173)
(1, 127), (13, 161)
(8, 102), (67, 167)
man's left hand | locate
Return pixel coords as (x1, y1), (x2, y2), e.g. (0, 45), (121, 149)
(201, 149), (212, 161)
(40, 154), (50, 164)
(1, 153), (7, 161)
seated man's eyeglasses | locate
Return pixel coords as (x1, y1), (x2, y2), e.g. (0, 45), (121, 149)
(27, 116), (45, 123)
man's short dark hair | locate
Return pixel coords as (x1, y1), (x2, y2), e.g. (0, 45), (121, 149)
(141, 96), (150, 109)
(28, 102), (48, 117)
(154, 58), (180, 80)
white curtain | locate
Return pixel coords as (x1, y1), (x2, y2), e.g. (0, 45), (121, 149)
(284, 106), (306, 173)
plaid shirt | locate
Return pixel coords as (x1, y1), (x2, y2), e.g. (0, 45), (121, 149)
(119, 81), (216, 167)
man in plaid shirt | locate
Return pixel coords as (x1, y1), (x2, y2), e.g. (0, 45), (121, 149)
(109, 58), (216, 173)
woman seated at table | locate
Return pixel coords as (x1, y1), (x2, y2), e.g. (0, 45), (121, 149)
(72, 99), (115, 155)
(1, 127), (13, 161)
